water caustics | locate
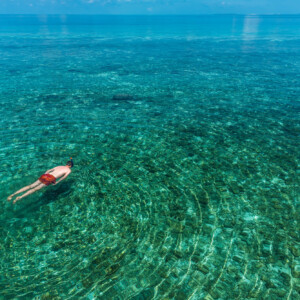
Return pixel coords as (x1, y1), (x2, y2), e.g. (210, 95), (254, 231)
(0, 15), (299, 299)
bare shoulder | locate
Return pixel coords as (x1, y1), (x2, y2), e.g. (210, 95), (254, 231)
(54, 166), (70, 173)
(65, 167), (71, 175)
(55, 165), (68, 170)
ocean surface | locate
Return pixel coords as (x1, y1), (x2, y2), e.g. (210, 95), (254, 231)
(0, 15), (299, 299)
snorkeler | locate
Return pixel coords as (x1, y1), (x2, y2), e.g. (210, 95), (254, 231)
(7, 158), (74, 204)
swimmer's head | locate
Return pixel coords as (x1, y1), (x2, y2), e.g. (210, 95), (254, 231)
(66, 157), (74, 168)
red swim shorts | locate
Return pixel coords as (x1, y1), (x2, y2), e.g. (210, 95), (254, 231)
(39, 174), (56, 186)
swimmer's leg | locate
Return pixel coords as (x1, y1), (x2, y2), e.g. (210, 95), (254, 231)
(7, 180), (41, 201)
(13, 183), (46, 204)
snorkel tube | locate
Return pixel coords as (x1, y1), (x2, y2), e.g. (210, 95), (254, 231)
(70, 157), (74, 168)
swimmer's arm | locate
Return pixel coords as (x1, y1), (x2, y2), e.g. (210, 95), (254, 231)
(45, 167), (56, 174)
(53, 171), (70, 185)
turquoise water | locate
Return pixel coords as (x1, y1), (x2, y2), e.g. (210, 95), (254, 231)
(0, 15), (299, 299)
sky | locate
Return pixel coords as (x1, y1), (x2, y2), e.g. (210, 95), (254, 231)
(0, 0), (299, 15)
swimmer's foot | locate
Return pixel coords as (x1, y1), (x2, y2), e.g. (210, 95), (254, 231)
(7, 195), (13, 201)
(13, 196), (22, 204)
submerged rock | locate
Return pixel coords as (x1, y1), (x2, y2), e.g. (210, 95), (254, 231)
(172, 249), (184, 258)
(292, 265), (300, 278)
(52, 242), (65, 251)
(112, 94), (134, 101)
(174, 290), (188, 300)
(158, 266), (169, 278)
(105, 264), (120, 275)
(81, 277), (94, 288)
(232, 255), (245, 263)
(131, 288), (154, 300)
(197, 263), (209, 274)
(203, 294), (214, 300)
(261, 243), (272, 256)
(289, 245), (300, 257)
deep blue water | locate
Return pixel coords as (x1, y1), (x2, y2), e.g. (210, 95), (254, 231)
(0, 15), (299, 299)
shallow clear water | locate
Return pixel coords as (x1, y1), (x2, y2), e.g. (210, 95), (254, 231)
(0, 15), (299, 299)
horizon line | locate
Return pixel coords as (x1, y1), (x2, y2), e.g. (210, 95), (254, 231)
(1, 13), (300, 16)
